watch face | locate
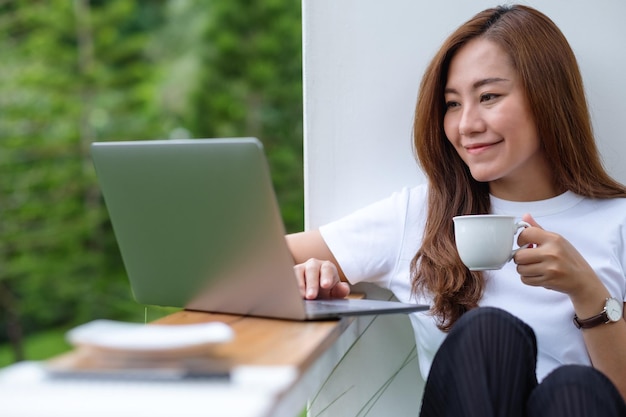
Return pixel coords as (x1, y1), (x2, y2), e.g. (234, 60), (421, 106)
(606, 298), (623, 322)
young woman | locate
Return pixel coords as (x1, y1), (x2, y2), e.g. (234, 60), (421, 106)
(287, 4), (626, 416)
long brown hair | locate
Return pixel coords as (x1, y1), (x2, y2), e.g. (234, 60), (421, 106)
(411, 4), (626, 331)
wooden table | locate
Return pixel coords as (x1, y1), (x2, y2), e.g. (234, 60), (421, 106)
(154, 310), (351, 370)
(0, 308), (423, 417)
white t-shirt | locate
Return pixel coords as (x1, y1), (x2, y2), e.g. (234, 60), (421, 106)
(319, 184), (626, 382)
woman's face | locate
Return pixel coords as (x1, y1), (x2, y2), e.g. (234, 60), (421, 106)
(443, 38), (554, 200)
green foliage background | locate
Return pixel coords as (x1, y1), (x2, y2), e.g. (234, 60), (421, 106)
(0, 0), (304, 365)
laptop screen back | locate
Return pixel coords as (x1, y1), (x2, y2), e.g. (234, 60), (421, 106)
(91, 138), (308, 319)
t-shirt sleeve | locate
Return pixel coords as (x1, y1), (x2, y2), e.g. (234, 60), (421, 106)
(319, 187), (415, 289)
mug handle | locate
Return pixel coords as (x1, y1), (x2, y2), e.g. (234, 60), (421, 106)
(508, 221), (531, 261)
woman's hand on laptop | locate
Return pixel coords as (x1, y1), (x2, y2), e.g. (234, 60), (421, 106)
(285, 230), (350, 300)
(294, 258), (351, 300)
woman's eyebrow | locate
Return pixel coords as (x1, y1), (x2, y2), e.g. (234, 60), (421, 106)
(473, 77), (510, 89)
(444, 77), (510, 94)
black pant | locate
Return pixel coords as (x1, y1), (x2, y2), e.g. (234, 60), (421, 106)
(419, 307), (626, 417)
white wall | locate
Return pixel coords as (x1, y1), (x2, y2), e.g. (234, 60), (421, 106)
(303, 0), (626, 229)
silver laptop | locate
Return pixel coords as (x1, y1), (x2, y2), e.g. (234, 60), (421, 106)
(90, 138), (428, 320)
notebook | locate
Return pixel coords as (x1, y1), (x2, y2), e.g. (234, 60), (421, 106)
(90, 138), (429, 320)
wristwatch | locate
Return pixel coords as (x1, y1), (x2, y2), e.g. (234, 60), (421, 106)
(573, 297), (623, 329)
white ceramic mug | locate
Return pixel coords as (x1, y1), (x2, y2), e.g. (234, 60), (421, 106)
(453, 214), (530, 271)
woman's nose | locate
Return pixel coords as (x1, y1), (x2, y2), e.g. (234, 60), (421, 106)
(458, 104), (485, 136)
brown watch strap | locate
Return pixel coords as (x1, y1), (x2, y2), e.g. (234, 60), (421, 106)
(573, 311), (608, 329)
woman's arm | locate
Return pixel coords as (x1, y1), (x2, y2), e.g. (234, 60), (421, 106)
(285, 230), (350, 299)
(516, 214), (626, 400)
(578, 300), (626, 401)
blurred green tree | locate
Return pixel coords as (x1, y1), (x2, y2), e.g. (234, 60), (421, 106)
(178, 0), (304, 231)
(0, 0), (304, 364)
(0, 0), (169, 361)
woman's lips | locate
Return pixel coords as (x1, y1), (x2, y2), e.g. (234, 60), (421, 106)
(464, 139), (503, 154)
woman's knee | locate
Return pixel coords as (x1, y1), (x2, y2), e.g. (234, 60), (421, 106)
(437, 307), (538, 374)
(451, 307), (536, 352)
(529, 365), (626, 416)
(456, 306), (528, 328)
(543, 364), (608, 386)
(422, 307), (539, 416)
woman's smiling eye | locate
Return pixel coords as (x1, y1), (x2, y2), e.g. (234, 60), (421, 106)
(480, 93), (499, 102)
(445, 100), (460, 109)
